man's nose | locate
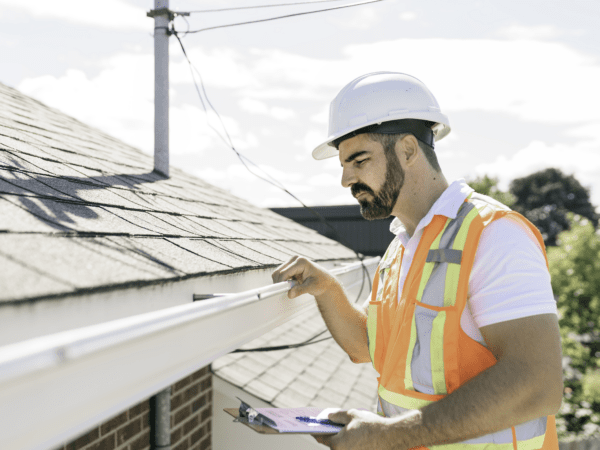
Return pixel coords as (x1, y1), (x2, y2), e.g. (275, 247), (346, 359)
(341, 166), (356, 188)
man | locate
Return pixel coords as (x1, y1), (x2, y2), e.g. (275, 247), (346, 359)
(271, 72), (563, 450)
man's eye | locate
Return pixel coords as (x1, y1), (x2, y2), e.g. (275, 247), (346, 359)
(356, 159), (367, 166)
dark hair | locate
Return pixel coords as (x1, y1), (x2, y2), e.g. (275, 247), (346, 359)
(365, 132), (442, 173)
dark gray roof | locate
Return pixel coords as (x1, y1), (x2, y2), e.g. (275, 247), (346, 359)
(0, 82), (355, 304)
(213, 303), (379, 410)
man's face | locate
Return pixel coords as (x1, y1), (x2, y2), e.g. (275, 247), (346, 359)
(338, 134), (405, 220)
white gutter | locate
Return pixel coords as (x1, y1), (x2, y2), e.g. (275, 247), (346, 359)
(0, 257), (378, 450)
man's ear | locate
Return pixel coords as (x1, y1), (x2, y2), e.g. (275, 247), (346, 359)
(397, 135), (420, 167)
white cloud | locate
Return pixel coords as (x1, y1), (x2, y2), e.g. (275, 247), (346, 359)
(16, 53), (246, 157)
(475, 140), (600, 206)
(497, 24), (562, 40)
(307, 173), (340, 187)
(0, 0), (148, 30)
(18, 54), (154, 153)
(238, 98), (295, 121)
(310, 105), (329, 125)
(172, 38), (600, 127)
(340, 39), (600, 125)
(334, 6), (378, 30)
(171, 46), (260, 90)
(295, 130), (326, 155)
(399, 12), (417, 21)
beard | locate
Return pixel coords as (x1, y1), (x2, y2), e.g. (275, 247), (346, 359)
(351, 151), (404, 220)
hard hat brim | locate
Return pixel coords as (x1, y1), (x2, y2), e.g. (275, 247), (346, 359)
(312, 115), (451, 160)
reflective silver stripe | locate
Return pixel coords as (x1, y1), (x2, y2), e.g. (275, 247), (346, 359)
(410, 305), (440, 395)
(421, 260), (449, 308)
(426, 249), (463, 264)
(516, 416), (547, 442)
(438, 202), (476, 249)
(420, 203), (475, 308)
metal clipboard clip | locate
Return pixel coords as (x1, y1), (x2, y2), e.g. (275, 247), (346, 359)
(234, 397), (277, 428)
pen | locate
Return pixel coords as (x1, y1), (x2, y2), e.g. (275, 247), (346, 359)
(296, 416), (345, 427)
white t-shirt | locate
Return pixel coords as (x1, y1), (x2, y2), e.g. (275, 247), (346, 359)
(363, 179), (557, 346)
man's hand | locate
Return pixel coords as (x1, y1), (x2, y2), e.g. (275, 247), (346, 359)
(271, 256), (338, 299)
(313, 409), (397, 450)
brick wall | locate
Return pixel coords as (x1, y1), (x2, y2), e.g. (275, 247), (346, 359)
(53, 365), (212, 450)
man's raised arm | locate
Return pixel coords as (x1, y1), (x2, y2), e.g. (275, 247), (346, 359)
(272, 255), (371, 364)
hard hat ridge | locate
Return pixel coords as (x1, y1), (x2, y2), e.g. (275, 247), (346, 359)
(312, 72), (451, 160)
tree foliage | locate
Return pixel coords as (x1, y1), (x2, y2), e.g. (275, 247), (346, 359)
(466, 175), (516, 207)
(548, 214), (600, 438)
(509, 168), (599, 247)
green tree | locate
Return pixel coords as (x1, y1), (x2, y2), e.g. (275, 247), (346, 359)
(466, 175), (516, 207)
(548, 214), (600, 438)
(509, 169), (599, 247)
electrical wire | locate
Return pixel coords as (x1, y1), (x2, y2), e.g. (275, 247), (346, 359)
(181, 0), (385, 34)
(171, 27), (374, 353)
(231, 258), (368, 352)
(187, 0), (353, 14)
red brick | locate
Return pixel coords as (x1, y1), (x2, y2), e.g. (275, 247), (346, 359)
(66, 427), (99, 450)
(200, 377), (212, 392)
(192, 367), (208, 381)
(141, 412), (150, 430)
(172, 405), (191, 427)
(116, 418), (141, 446)
(171, 392), (185, 411)
(128, 430), (150, 450)
(200, 435), (211, 450)
(87, 433), (115, 450)
(182, 415), (199, 436)
(190, 424), (207, 444)
(173, 438), (190, 450)
(171, 424), (184, 445)
(100, 411), (128, 435)
(128, 401), (149, 419)
(173, 374), (195, 393)
(191, 393), (207, 413)
(182, 383), (200, 402)
(200, 406), (211, 423)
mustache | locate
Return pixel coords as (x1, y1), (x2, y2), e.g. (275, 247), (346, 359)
(351, 183), (374, 198)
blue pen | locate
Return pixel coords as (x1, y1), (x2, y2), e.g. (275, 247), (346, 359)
(296, 416), (345, 427)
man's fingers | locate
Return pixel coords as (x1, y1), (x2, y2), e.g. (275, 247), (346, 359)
(312, 433), (335, 447)
(328, 410), (353, 425)
(288, 276), (316, 299)
(275, 257), (311, 286)
(271, 256), (299, 283)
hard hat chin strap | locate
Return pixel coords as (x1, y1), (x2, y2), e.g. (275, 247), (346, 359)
(331, 119), (435, 150)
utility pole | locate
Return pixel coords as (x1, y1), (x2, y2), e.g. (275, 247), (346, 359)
(148, 0), (171, 177)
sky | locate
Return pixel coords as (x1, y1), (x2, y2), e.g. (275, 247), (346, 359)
(1, 0), (599, 210)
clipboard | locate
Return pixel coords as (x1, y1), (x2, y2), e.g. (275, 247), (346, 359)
(225, 398), (342, 435)
(224, 408), (282, 434)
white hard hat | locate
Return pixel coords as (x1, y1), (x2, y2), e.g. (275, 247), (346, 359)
(312, 72), (451, 160)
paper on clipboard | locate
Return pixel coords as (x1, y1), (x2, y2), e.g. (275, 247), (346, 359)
(229, 398), (344, 434)
(251, 406), (343, 433)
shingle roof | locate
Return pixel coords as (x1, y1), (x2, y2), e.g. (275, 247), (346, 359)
(212, 303), (379, 410)
(0, 82), (356, 303)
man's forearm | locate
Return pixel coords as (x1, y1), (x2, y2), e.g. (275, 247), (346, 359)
(314, 279), (370, 363)
(385, 357), (560, 449)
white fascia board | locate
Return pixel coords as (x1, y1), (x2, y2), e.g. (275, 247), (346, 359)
(0, 259), (354, 347)
(0, 257), (378, 450)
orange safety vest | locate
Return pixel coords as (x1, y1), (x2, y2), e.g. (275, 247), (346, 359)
(367, 193), (558, 450)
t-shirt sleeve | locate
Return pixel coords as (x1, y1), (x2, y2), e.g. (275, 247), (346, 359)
(467, 216), (558, 329)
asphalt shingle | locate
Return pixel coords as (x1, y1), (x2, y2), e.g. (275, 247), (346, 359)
(0, 82), (357, 303)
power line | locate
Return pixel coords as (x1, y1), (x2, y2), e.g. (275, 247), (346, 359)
(187, 0), (353, 14)
(171, 28), (373, 353)
(181, 0), (385, 34)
